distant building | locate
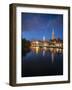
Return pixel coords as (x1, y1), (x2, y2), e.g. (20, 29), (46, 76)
(31, 29), (63, 48)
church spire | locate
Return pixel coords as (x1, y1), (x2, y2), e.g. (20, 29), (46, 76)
(52, 28), (55, 40)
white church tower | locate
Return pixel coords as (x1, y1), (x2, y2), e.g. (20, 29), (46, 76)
(43, 36), (45, 41)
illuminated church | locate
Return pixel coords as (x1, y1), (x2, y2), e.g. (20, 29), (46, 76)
(31, 28), (63, 48)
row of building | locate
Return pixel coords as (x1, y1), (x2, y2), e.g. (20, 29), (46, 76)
(31, 29), (63, 48)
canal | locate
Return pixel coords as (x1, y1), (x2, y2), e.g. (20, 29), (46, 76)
(22, 47), (63, 77)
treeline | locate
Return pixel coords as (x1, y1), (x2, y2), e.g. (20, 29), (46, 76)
(22, 38), (31, 48)
(22, 39), (31, 55)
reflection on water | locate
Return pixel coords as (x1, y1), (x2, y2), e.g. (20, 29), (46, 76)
(43, 47), (47, 56)
(31, 47), (62, 63)
(35, 47), (39, 54)
(22, 47), (63, 77)
(52, 52), (54, 64)
(31, 47), (62, 54)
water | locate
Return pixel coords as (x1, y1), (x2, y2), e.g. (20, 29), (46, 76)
(22, 47), (63, 77)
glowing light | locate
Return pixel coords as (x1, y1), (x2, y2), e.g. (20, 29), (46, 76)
(43, 36), (45, 41)
(36, 41), (38, 44)
(56, 48), (59, 52)
(50, 48), (53, 52)
(36, 47), (39, 54)
(44, 43), (47, 47)
(43, 47), (47, 50)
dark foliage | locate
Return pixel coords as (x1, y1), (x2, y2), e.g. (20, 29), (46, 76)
(22, 38), (31, 56)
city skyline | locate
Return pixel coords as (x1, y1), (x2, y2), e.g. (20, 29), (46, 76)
(22, 13), (63, 41)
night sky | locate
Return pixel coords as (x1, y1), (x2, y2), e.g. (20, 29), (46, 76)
(21, 13), (63, 41)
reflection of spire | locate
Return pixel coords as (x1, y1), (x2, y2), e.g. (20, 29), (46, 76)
(52, 28), (55, 40)
(42, 47), (47, 56)
(43, 50), (45, 56)
(52, 52), (54, 64)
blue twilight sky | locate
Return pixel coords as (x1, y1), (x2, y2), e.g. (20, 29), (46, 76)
(21, 13), (63, 41)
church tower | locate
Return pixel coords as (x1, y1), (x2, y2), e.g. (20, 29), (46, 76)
(52, 28), (55, 40)
(43, 36), (45, 41)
